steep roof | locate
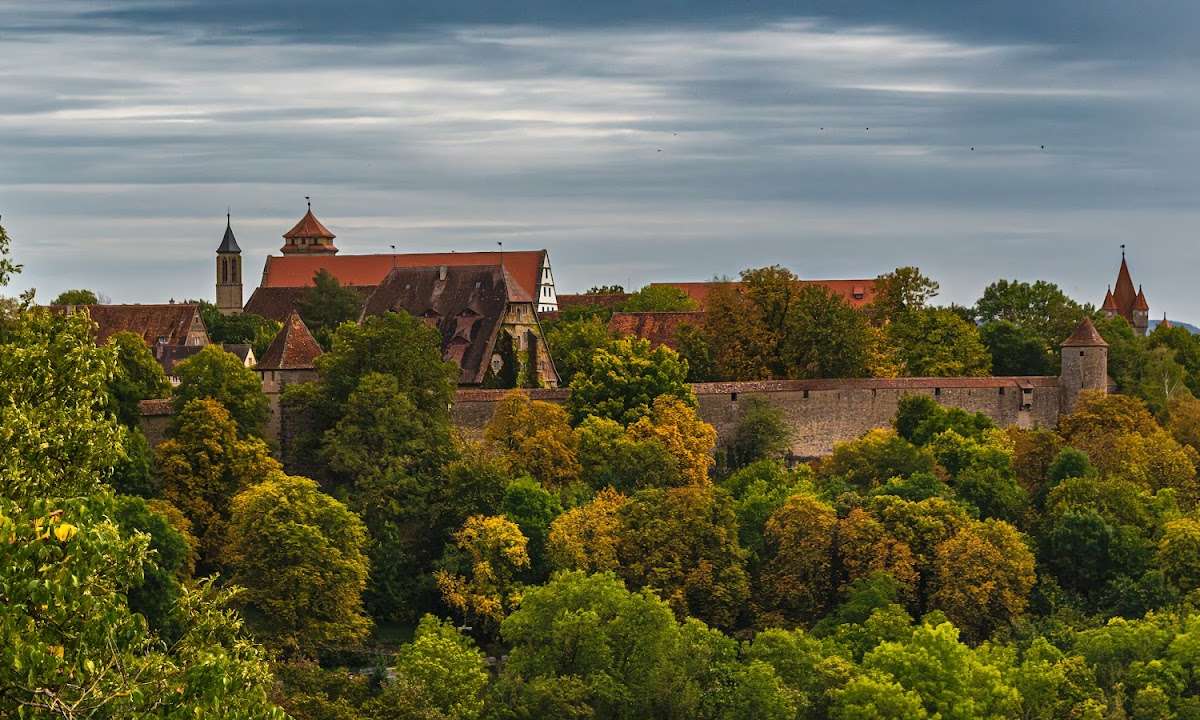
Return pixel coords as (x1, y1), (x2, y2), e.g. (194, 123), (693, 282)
(361, 264), (522, 384)
(216, 214), (241, 254)
(650, 278), (878, 309)
(1101, 286), (1118, 312)
(1112, 256), (1138, 313)
(608, 311), (706, 350)
(1134, 286), (1150, 312)
(257, 311), (323, 370)
(54, 303), (207, 346)
(283, 209), (335, 240)
(1061, 318), (1108, 347)
(242, 285), (372, 322)
(258, 250), (546, 302)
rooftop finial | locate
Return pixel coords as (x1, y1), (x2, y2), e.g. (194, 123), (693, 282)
(1121, 243), (1126, 259)
(226, 206), (231, 227)
(305, 195), (311, 211)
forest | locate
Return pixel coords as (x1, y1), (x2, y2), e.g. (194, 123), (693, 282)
(10, 217), (1200, 720)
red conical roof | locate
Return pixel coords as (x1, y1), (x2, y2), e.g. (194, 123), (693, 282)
(1162, 313), (1172, 329)
(1061, 317), (1108, 347)
(1112, 256), (1137, 313)
(1134, 285), (1149, 312)
(283, 209), (335, 240)
(257, 311), (323, 370)
(1101, 286), (1118, 311)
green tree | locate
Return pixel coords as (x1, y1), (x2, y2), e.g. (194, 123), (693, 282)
(780, 283), (875, 379)
(501, 476), (562, 581)
(1158, 518), (1200, 593)
(112, 495), (193, 640)
(617, 485), (751, 629)
(887, 307), (991, 377)
(156, 398), (281, 568)
(575, 415), (685, 491)
(724, 397), (790, 471)
(198, 300), (282, 358)
(108, 329), (171, 427)
(830, 673), (929, 719)
(973, 279), (1088, 364)
(543, 316), (611, 386)
(929, 520), (1036, 640)
(758, 492), (837, 625)
(567, 336), (693, 425)
(173, 343), (270, 437)
(368, 615), (489, 720)
(225, 474), (372, 657)
(484, 391), (581, 490)
(980, 319), (1054, 376)
(296, 268), (364, 349)
(620, 284), (698, 312)
(51, 288), (99, 305)
(821, 429), (935, 493)
(867, 266), (940, 324)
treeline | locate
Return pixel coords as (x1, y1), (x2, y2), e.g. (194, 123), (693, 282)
(11, 213), (1200, 720)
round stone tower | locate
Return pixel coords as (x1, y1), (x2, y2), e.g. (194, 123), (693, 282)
(1060, 318), (1108, 414)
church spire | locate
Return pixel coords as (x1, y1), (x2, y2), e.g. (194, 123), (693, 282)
(216, 210), (241, 254)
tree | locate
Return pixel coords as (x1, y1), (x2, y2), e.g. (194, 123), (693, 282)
(575, 415), (684, 492)
(173, 343), (270, 437)
(546, 487), (627, 573)
(435, 514), (530, 634)
(725, 397), (790, 471)
(929, 520), (1036, 641)
(617, 486), (750, 629)
(887, 307), (991, 377)
(973, 279), (1088, 365)
(1135, 346), (1191, 419)
(862, 622), (1020, 720)
(112, 495), (193, 640)
(107, 330), (171, 426)
(296, 268), (363, 349)
(675, 321), (717, 383)
(368, 615), (489, 720)
(779, 283), (875, 379)
(543, 316), (610, 386)
(868, 266), (940, 324)
(758, 492), (837, 625)
(1094, 314), (1146, 392)
(723, 461), (814, 577)
(225, 474), (371, 657)
(626, 395), (717, 485)
(836, 509), (919, 602)
(198, 301), (282, 358)
(156, 398), (281, 568)
(0, 497), (286, 719)
(501, 476), (562, 581)
(567, 337), (693, 425)
(51, 288), (99, 305)
(821, 429), (935, 493)
(1158, 518), (1200, 593)
(1167, 394), (1200, 451)
(620, 284), (698, 312)
(980, 320), (1053, 376)
(484, 391), (581, 490)
(830, 673), (929, 719)
(702, 278), (773, 380)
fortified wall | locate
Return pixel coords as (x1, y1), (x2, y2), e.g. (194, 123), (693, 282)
(140, 319), (1110, 459)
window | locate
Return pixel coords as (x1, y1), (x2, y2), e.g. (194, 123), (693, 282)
(731, 392), (738, 402)
(934, 387), (941, 396)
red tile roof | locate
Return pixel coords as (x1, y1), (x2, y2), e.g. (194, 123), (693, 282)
(651, 279), (878, 309)
(53, 303), (207, 347)
(1113, 257), (1137, 313)
(556, 292), (630, 310)
(257, 311), (323, 370)
(1102, 286), (1118, 312)
(1134, 286), (1149, 312)
(258, 250), (546, 301)
(283, 209), (335, 240)
(1061, 318), (1108, 347)
(608, 311), (706, 350)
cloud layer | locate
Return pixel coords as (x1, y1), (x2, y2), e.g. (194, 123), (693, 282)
(1, 1), (1197, 317)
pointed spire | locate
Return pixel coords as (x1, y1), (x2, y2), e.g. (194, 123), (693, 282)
(1102, 285), (1118, 312)
(1162, 312), (1172, 329)
(257, 311), (323, 370)
(1135, 284), (1149, 312)
(1112, 251), (1137, 316)
(216, 210), (241, 253)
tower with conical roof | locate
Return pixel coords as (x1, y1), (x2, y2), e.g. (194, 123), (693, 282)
(216, 211), (243, 315)
(1102, 249), (1149, 336)
(280, 197), (338, 255)
(1060, 317), (1109, 413)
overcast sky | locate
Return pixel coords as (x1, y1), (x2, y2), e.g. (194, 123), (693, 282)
(2, 1), (1198, 317)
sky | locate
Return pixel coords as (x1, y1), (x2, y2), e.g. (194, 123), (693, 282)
(2, 1), (1199, 317)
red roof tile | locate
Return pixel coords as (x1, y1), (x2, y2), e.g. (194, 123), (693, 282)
(1061, 318), (1108, 347)
(283, 209), (335, 240)
(243, 285), (372, 323)
(1134, 286), (1149, 312)
(556, 292), (630, 310)
(53, 303), (208, 347)
(608, 311), (706, 350)
(257, 311), (323, 370)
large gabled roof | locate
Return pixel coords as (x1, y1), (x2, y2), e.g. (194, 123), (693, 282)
(53, 303), (206, 347)
(257, 311), (323, 370)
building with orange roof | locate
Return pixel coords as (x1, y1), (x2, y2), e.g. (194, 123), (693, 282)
(236, 204), (559, 321)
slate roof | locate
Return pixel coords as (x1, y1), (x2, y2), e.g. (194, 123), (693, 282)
(258, 250), (546, 302)
(650, 278), (878, 309)
(242, 285), (372, 322)
(53, 303), (207, 346)
(1061, 318), (1108, 347)
(257, 311), (323, 370)
(361, 264), (521, 384)
(216, 214), (241, 253)
(608, 311), (706, 350)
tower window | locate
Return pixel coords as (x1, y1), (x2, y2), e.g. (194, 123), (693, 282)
(1080, 351), (1085, 356)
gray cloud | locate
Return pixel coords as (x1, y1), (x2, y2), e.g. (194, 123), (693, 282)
(0, 2), (1197, 320)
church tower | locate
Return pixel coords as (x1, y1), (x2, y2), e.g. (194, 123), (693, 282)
(216, 212), (243, 315)
(1105, 249), (1149, 336)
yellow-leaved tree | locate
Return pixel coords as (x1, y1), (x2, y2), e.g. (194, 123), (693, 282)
(484, 390), (581, 489)
(626, 395), (718, 485)
(546, 487), (627, 573)
(435, 514), (530, 634)
(929, 519), (1035, 641)
(757, 492), (837, 627)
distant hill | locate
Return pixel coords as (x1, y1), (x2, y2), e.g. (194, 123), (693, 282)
(1149, 319), (1199, 334)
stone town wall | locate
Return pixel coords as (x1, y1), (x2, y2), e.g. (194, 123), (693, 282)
(144, 376), (1066, 459)
(453, 377), (1063, 458)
